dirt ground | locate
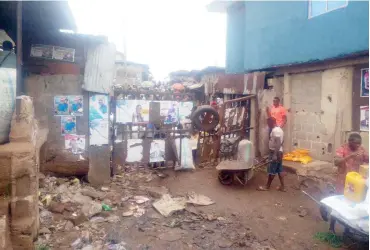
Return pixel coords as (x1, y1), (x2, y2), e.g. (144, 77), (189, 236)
(36, 166), (343, 250)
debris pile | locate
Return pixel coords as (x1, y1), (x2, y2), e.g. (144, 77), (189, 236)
(35, 167), (274, 249)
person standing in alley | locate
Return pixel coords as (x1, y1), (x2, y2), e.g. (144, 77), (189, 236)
(266, 97), (287, 134)
(258, 117), (285, 192)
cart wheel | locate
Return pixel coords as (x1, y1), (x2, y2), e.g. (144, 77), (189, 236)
(218, 171), (233, 185)
(319, 205), (329, 222)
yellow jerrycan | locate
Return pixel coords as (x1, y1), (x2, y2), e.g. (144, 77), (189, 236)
(344, 172), (367, 203)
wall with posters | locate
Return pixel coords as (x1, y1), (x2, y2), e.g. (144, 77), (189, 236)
(25, 73), (89, 174)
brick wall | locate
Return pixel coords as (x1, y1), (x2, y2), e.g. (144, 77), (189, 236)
(290, 67), (353, 161)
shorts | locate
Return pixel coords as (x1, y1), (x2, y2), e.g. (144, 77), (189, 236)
(268, 150), (283, 175)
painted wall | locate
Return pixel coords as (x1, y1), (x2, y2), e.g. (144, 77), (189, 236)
(226, 3), (245, 74)
(226, 1), (369, 73)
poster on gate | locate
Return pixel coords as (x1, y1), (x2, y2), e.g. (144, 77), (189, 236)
(89, 94), (109, 145)
(360, 106), (369, 131)
(116, 100), (149, 124)
(160, 101), (179, 124)
(361, 68), (369, 97)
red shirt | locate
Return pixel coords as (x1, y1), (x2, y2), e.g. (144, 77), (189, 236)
(270, 105), (287, 127)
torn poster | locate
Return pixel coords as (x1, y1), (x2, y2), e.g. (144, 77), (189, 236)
(149, 140), (165, 163)
(360, 106), (369, 131)
(126, 139), (143, 162)
(30, 44), (75, 62)
(69, 95), (83, 116)
(65, 135), (85, 154)
(89, 94), (109, 145)
(160, 101), (178, 124)
(61, 116), (76, 135)
(116, 100), (150, 124)
(361, 68), (369, 97)
(178, 101), (193, 122)
(54, 96), (70, 116)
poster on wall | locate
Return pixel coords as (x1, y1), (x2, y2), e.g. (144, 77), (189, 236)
(69, 95), (83, 116)
(30, 45), (53, 59)
(116, 100), (150, 124)
(126, 139), (143, 162)
(160, 101), (179, 124)
(89, 94), (109, 145)
(178, 102), (194, 122)
(54, 96), (70, 115)
(149, 140), (165, 163)
(30, 44), (75, 62)
(65, 135), (85, 154)
(360, 106), (369, 131)
(61, 116), (76, 135)
(53, 46), (75, 62)
(361, 68), (369, 97)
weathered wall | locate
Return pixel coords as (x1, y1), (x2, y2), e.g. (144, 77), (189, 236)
(290, 67), (353, 161)
(25, 73), (89, 175)
(258, 77), (284, 156)
(226, 1), (369, 73)
(0, 96), (48, 249)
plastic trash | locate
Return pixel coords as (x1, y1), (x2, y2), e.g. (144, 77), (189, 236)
(102, 203), (112, 211)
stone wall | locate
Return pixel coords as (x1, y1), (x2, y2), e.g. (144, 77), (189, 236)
(25, 74), (89, 175)
(0, 96), (48, 250)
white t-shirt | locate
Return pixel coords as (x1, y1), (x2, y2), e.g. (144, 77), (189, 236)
(269, 127), (284, 152)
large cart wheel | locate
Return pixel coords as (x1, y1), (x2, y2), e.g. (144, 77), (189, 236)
(218, 171), (233, 185)
(191, 105), (220, 132)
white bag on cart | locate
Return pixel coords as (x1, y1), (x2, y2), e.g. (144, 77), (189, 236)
(173, 137), (195, 171)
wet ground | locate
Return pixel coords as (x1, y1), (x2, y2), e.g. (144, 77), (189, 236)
(36, 166), (341, 250)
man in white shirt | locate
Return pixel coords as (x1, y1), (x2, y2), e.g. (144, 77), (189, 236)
(258, 117), (285, 192)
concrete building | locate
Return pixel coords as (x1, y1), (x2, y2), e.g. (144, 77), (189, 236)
(208, 1), (369, 164)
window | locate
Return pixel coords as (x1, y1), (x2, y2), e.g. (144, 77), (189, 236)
(308, 0), (348, 18)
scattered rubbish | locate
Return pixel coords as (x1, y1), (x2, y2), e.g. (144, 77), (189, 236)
(122, 210), (134, 217)
(82, 202), (103, 218)
(40, 210), (53, 225)
(64, 221), (74, 230)
(39, 227), (51, 235)
(89, 216), (106, 223)
(102, 203), (112, 211)
(107, 215), (120, 223)
(187, 193), (215, 206)
(81, 230), (92, 244)
(42, 195), (52, 206)
(133, 195), (150, 204)
(101, 187), (110, 191)
(81, 188), (104, 200)
(71, 238), (83, 249)
(152, 194), (187, 217)
(49, 201), (65, 214)
(71, 178), (80, 185)
(133, 207), (146, 218)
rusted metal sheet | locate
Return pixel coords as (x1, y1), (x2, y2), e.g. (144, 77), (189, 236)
(202, 72), (266, 95)
(83, 43), (116, 94)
